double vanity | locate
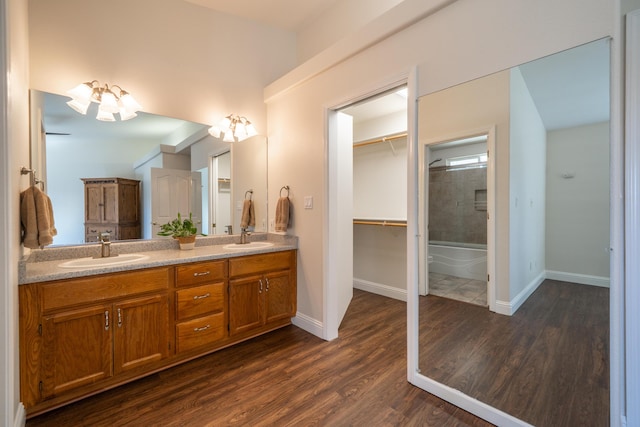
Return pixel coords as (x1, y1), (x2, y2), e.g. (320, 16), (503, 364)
(18, 233), (297, 417)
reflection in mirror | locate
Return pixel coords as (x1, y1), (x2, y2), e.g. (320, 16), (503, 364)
(30, 91), (267, 245)
(417, 39), (610, 425)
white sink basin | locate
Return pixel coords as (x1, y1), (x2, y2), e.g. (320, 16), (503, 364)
(58, 253), (150, 269)
(223, 241), (274, 250)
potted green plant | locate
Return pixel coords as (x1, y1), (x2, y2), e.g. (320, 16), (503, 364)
(157, 212), (198, 250)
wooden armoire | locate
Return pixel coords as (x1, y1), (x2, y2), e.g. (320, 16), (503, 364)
(81, 178), (141, 242)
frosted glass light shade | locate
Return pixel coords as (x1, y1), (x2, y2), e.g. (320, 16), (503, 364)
(245, 123), (257, 138)
(66, 99), (90, 115)
(67, 82), (93, 103)
(234, 124), (247, 140)
(119, 107), (137, 121)
(96, 106), (115, 121)
(100, 91), (119, 113)
(223, 131), (235, 142)
(120, 93), (142, 113)
(208, 127), (221, 138)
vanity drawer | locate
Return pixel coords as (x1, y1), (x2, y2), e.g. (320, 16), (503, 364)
(176, 260), (226, 287)
(176, 283), (225, 320)
(176, 313), (225, 353)
(229, 251), (292, 277)
(42, 268), (170, 311)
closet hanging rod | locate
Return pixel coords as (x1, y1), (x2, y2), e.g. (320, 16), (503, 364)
(353, 219), (407, 227)
(353, 132), (408, 148)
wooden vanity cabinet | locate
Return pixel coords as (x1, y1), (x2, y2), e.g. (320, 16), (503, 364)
(20, 249), (297, 417)
(228, 251), (297, 336)
(20, 267), (170, 410)
(174, 260), (227, 353)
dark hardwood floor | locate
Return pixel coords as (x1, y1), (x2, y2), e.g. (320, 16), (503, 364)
(27, 289), (491, 427)
(419, 279), (609, 426)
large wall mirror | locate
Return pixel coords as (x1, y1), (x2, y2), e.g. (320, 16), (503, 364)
(30, 90), (268, 246)
(416, 38), (610, 425)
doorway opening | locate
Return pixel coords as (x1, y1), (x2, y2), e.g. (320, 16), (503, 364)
(325, 83), (408, 339)
(425, 135), (489, 307)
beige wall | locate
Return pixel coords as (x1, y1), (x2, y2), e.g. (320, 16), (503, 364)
(28, 0), (297, 129)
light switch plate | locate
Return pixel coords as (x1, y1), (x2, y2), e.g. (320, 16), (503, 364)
(304, 196), (313, 209)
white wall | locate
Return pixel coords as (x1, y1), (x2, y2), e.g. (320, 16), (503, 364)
(2, 0), (30, 424)
(48, 136), (160, 245)
(297, 0), (405, 64)
(353, 138), (407, 220)
(546, 121), (610, 283)
(265, 0), (613, 331)
(508, 67), (547, 307)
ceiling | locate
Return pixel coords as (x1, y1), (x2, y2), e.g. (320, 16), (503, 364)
(181, 0), (341, 32)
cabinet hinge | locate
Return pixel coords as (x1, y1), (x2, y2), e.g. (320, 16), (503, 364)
(168, 342), (171, 351)
(39, 381), (43, 393)
(487, 274), (490, 282)
(38, 324), (42, 336)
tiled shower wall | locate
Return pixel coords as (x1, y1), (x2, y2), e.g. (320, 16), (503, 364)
(428, 165), (487, 245)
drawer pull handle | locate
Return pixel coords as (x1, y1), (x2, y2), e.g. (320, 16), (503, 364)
(193, 292), (211, 300)
(265, 278), (270, 291)
(193, 271), (211, 277)
(117, 308), (122, 327)
(104, 310), (110, 331)
(259, 279), (263, 293)
(194, 324), (210, 332)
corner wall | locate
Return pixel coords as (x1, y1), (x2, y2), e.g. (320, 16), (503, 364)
(2, 0), (30, 424)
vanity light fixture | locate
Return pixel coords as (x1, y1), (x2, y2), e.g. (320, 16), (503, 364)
(208, 114), (257, 142)
(66, 80), (142, 122)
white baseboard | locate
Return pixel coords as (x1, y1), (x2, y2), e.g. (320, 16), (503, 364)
(494, 271), (545, 316)
(291, 312), (324, 339)
(353, 278), (407, 302)
(545, 270), (610, 287)
(15, 403), (25, 427)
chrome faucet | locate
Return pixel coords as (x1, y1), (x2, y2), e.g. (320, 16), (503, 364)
(239, 228), (250, 244)
(99, 232), (111, 258)
(225, 225), (233, 235)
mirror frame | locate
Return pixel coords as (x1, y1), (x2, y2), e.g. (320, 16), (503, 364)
(407, 37), (621, 427)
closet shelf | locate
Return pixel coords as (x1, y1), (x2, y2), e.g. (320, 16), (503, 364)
(353, 219), (407, 227)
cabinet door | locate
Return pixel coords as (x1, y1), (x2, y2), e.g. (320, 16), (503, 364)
(264, 271), (294, 324)
(41, 304), (112, 398)
(229, 275), (263, 336)
(113, 294), (169, 374)
(85, 184), (104, 223)
(102, 184), (118, 223)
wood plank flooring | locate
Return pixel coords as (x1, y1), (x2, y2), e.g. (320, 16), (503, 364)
(419, 279), (609, 426)
(27, 289), (491, 427)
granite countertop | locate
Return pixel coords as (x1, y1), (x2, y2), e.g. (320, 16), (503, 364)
(19, 233), (297, 285)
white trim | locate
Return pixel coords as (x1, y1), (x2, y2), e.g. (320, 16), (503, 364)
(411, 374), (533, 427)
(625, 8), (640, 427)
(14, 404), (25, 427)
(353, 279), (407, 302)
(264, 0), (456, 102)
(493, 271), (544, 316)
(291, 313), (324, 339)
(545, 270), (610, 288)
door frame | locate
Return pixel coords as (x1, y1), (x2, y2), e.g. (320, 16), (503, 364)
(418, 126), (496, 311)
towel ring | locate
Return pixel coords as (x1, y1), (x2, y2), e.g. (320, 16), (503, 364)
(245, 189), (253, 200)
(280, 185), (290, 198)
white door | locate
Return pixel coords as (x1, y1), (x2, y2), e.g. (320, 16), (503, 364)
(325, 111), (354, 340)
(151, 168), (202, 236)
